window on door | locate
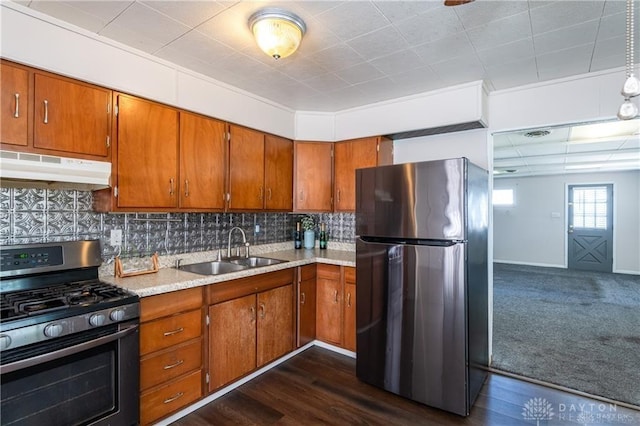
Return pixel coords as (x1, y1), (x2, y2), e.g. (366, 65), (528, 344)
(571, 186), (608, 229)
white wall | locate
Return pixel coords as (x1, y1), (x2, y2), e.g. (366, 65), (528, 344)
(494, 170), (640, 275)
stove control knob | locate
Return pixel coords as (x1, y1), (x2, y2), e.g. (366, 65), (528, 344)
(0, 334), (11, 350)
(89, 313), (106, 327)
(44, 323), (63, 338)
(109, 309), (125, 322)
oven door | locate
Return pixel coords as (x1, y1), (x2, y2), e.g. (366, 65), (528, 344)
(0, 320), (139, 426)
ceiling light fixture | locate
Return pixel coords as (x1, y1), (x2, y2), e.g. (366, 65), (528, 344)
(249, 8), (306, 60)
(618, 0), (639, 120)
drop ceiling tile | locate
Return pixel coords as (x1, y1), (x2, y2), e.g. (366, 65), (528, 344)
(141, 1), (227, 28)
(311, 43), (366, 72)
(485, 57), (539, 90)
(158, 30), (236, 65)
(298, 1), (344, 18)
(568, 140), (625, 154)
(29, 1), (132, 33)
(100, 2), (190, 53)
(608, 151), (640, 162)
(534, 20), (599, 55)
(347, 26), (408, 61)
(333, 62), (385, 85)
(372, 1), (439, 23)
(596, 11), (636, 41)
(563, 153), (613, 163)
(494, 148), (521, 159)
(195, 8), (255, 51)
(530, 1), (605, 35)
(389, 65), (443, 94)
(476, 38), (535, 67)
(411, 32), (475, 65)
(453, 0), (530, 29)
(523, 155), (566, 166)
(467, 11), (532, 51)
(620, 136), (640, 150)
(429, 55), (486, 86)
(302, 72), (351, 92)
(314, 2), (389, 41)
(493, 134), (514, 148)
(296, 17), (342, 56)
(494, 158), (528, 167)
(537, 44), (595, 81)
(394, 7), (465, 47)
(517, 143), (568, 157)
(270, 57), (329, 82)
(370, 49), (427, 77)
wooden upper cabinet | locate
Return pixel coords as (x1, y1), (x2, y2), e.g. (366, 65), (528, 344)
(334, 137), (384, 212)
(33, 73), (110, 158)
(264, 134), (293, 211)
(228, 124), (265, 210)
(179, 112), (226, 210)
(1, 62), (29, 146)
(294, 141), (333, 212)
(116, 94), (179, 209)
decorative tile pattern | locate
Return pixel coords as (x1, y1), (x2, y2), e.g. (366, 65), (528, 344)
(0, 187), (357, 262)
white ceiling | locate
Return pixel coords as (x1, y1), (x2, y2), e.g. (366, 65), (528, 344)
(15, 0), (640, 112)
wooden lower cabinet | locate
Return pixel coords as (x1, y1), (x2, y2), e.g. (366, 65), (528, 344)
(297, 264), (317, 347)
(316, 265), (356, 351)
(343, 268), (357, 352)
(257, 284), (293, 367)
(139, 288), (204, 426)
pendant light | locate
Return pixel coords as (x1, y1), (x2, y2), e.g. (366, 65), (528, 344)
(618, 0), (639, 120)
(249, 8), (306, 60)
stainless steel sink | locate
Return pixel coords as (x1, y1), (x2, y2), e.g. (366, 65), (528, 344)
(228, 256), (286, 268)
(177, 261), (247, 276)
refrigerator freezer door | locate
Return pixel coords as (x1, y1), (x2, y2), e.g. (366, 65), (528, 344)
(356, 158), (466, 241)
(355, 238), (468, 416)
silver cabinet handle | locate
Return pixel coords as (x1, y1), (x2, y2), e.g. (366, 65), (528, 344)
(250, 306), (256, 321)
(163, 327), (184, 337)
(259, 186), (264, 201)
(300, 292), (306, 305)
(14, 93), (19, 118)
(43, 100), (48, 124)
(169, 178), (175, 196)
(347, 292), (352, 307)
(337, 189), (341, 204)
(267, 188), (272, 201)
(163, 359), (184, 370)
(259, 302), (266, 319)
(163, 392), (184, 404)
(184, 179), (190, 197)
(299, 190), (304, 201)
(334, 290), (338, 303)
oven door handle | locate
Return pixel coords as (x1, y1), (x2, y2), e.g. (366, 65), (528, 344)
(0, 324), (139, 375)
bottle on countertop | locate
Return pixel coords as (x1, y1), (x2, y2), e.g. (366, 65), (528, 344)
(319, 223), (327, 250)
(294, 222), (302, 249)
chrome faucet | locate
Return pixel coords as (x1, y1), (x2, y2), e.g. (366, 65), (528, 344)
(227, 226), (249, 258)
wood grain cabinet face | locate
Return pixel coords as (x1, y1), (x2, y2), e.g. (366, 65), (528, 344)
(257, 284), (293, 367)
(343, 267), (356, 352)
(179, 112), (226, 210)
(140, 370), (202, 426)
(0, 62), (29, 146)
(297, 264), (317, 347)
(294, 142), (333, 212)
(228, 124), (265, 210)
(264, 134), (293, 211)
(315, 264), (343, 345)
(115, 94), (179, 209)
(33, 73), (110, 158)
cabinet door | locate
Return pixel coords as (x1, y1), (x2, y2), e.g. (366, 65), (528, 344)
(0, 62), (29, 146)
(257, 284), (293, 367)
(179, 112), (226, 209)
(228, 124), (264, 210)
(294, 142), (333, 212)
(264, 134), (292, 211)
(116, 94), (178, 208)
(334, 137), (378, 212)
(316, 264), (342, 345)
(34, 73), (110, 158)
(297, 265), (316, 347)
(208, 294), (256, 391)
(343, 268), (356, 352)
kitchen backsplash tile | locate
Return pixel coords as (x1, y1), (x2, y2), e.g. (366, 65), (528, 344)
(0, 187), (356, 261)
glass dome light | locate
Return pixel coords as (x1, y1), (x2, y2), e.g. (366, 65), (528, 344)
(249, 9), (306, 60)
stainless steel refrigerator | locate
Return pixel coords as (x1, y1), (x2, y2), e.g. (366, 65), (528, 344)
(355, 157), (488, 416)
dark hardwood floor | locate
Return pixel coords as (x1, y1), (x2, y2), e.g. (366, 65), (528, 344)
(171, 347), (640, 425)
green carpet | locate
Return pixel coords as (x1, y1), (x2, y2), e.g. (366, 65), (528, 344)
(492, 263), (640, 407)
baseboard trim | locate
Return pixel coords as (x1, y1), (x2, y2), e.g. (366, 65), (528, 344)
(613, 269), (640, 275)
(488, 367), (640, 412)
(153, 341), (353, 425)
(494, 260), (565, 268)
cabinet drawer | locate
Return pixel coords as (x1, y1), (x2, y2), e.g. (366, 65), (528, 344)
(140, 369), (202, 426)
(141, 287), (203, 323)
(299, 264), (316, 281)
(140, 339), (202, 391)
(317, 263), (340, 280)
(140, 309), (202, 355)
(344, 266), (355, 284)
(208, 268), (294, 304)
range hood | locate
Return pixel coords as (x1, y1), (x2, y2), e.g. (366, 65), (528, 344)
(0, 150), (111, 190)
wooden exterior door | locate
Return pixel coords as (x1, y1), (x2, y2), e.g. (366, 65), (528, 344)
(33, 73), (110, 158)
(208, 294), (257, 391)
(343, 268), (356, 352)
(228, 124), (264, 210)
(294, 142), (333, 212)
(297, 265), (316, 347)
(257, 285), (293, 367)
(334, 137), (378, 212)
(116, 94), (178, 208)
(1, 62), (29, 146)
(264, 134), (293, 211)
(568, 184), (614, 272)
(316, 264), (342, 345)
(179, 112), (226, 210)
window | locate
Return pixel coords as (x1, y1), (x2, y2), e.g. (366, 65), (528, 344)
(493, 189), (514, 206)
(572, 186), (608, 229)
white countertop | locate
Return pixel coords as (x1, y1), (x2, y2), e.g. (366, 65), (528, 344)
(101, 246), (355, 298)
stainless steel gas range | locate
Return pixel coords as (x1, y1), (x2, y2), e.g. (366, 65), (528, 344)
(0, 240), (140, 426)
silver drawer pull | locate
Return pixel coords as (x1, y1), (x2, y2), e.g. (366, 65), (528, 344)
(163, 327), (184, 337)
(43, 100), (49, 124)
(14, 93), (19, 118)
(300, 292), (306, 304)
(163, 359), (184, 370)
(163, 392), (184, 404)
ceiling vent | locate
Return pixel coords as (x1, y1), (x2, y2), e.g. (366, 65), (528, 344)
(523, 129), (551, 138)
